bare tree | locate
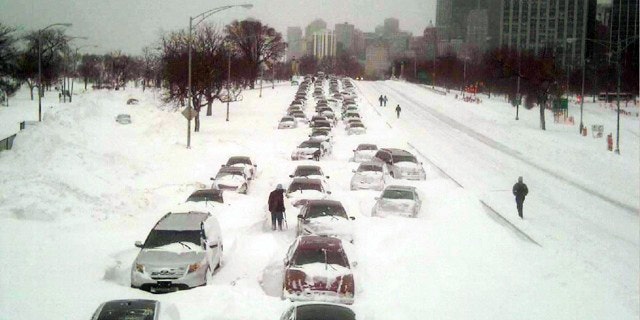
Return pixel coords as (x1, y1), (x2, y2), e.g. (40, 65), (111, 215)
(0, 23), (20, 104)
(17, 29), (70, 99)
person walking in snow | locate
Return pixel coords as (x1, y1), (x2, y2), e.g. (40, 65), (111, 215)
(512, 176), (529, 219)
(268, 184), (286, 230)
(378, 95), (384, 106)
(395, 104), (402, 118)
(383, 95), (388, 106)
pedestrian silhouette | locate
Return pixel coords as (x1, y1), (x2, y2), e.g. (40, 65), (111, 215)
(512, 176), (529, 219)
(378, 95), (384, 106)
(383, 95), (388, 106)
(395, 104), (401, 118)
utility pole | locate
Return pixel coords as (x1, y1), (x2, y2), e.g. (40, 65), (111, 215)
(226, 49), (231, 122)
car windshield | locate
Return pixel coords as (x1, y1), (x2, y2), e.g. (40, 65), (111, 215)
(350, 123), (364, 128)
(306, 204), (348, 219)
(297, 305), (355, 320)
(281, 117), (294, 121)
(96, 301), (157, 320)
(227, 158), (250, 166)
(187, 192), (223, 203)
(294, 248), (348, 267)
(357, 144), (377, 151)
(143, 229), (201, 248)
(295, 167), (322, 176)
(358, 164), (382, 172)
(299, 141), (321, 148)
(311, 131), (327, 136)
(289, 182), (322, 192)
(392, 155), (418, 163)
(382, 189), (415, 200)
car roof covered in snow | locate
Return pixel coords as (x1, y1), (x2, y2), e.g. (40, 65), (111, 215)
(155, 211), (210, 231)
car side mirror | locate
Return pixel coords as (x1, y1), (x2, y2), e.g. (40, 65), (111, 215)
(247, 177), (252, 181)
(221, 164), (225, 167)
(289, 174), (294, 178)
(209, 242), (219, 249)
(254, 164), (257, 167)
(350, 217), (356, 220)
(135, 241), (143, 248)
(352, 169), (356, 173)
(297, 214), (304, 219)
(326, 176), (330, 179)
(326, 191), (332, 195)
(210, 177), (215, 181)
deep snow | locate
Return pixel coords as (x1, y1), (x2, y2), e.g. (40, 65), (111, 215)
(0, 79), (637, 319)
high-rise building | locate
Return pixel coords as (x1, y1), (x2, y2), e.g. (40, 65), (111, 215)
(466, 9), (489, 51)
(436, 0), (500, 50)
(596, 3), (613, 26)
(436, 0), (481, 40)
(365, 42), (390, 79)
(499, 0), (594, 68)
(286, 27), (303, 62)
(335, 22), (356, 54)
(384, 18), (400, 35)
(305, 19), (327, 38)
(610, 0), (639, 50)
(312, 30), (337, 60)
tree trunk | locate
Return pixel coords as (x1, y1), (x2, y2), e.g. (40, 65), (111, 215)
(539, 102), (546, 130)
(29, 84), (34, 101)
(84, 77), (88, 90)
(206, 98), (213, 116)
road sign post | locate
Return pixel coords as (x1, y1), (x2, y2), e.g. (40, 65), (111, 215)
(182, 106), (198, 148)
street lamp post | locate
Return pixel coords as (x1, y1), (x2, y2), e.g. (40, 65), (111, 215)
(38, 23), (72, 122)
(515, 48), (521, 120)
(186, 4), (252, 148)
(226, 45), (231, 122)
(579, 59), (586, 134)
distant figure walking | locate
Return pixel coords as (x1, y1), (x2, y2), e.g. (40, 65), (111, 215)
(512, 176), (529, 219)
(395, 104), (401, 118)
(383, 95), (388, 106)
(268, 184), (286, 230)
(378, 95), (384, 106)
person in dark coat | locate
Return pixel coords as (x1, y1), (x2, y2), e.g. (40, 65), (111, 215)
(512, 176), (529, 219)
(395, 104), (401, 118)
(268, 184), (286, 230)
(378, 95), (384, 106)
(383, 95), (388, 106)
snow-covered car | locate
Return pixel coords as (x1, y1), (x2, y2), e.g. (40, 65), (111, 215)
(296, 200), (355, 243)
(279, 302), (355, 320)
(346, 122), (366, 135)
(371, 185), (422, 217)
(291, 140), (332, 161)
(224, 156), (257, 179)
(210, 166), (251, 194)
(308, 129), (332, 143)
(282, 236), (355, 304)
(286, 178), (331, 207)
(350, 161), (388, 191)
(289, 164), (330, 185)
(131, 209), (223, 293)
(91, 299), (180, 320)
(186, 189), (224, 205)
(291, 111), (309, 124)
(352, 143), (378, 162)
(342, 112), (361, 123)
(116, 114), (131, 124)
(310, 119), (332, 129)
(278, 116), (298, 129)
(372, 148), (426, 180)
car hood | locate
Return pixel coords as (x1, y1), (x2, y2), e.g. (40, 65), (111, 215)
(377, 199), (416, 212)
(352, 172), (383, 182)
(136, 243), (205, 265)
(303, 216), (353, 238)
(215, 175), (245, 186)
(295, 147), (320, 154)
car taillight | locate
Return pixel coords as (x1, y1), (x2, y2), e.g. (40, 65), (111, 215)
(285, 269), (306, 292)
(338, 274), (355, 295)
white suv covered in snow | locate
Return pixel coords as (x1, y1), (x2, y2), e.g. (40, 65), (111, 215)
(372, 148), (426, 180)
(131, 206), (222, 293)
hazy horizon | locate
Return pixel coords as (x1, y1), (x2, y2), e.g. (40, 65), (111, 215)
(0, 0), (436, 55)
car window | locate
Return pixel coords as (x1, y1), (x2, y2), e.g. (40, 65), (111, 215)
(295, 167), (322, 176)
(186, 193), (223, 204)
(299, 141), (320, 148)
(358, 164), (382, 172)
(392, 155), (418, 163)
(288, 181), (322, 192)
(143, 230), (202, 248)
(305, 204), (348, 219)
(382, 189), (415, 200)
(293, 248), (349, 267)
(227, 158), (250, 166)
(357, 144), (377, 151)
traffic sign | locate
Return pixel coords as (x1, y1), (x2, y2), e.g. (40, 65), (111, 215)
(182, 106), (198, 120)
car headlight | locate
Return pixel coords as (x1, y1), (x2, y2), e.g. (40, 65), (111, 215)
(135, 263), (145, 273)
(188, 262), (202, 273)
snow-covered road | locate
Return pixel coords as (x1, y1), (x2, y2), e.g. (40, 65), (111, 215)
(0, 80), (637, 319)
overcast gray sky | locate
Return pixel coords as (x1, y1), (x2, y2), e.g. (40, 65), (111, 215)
(0, 0), (436, 55)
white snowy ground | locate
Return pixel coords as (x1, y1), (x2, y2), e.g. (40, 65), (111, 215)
(0, 80), (637, 320)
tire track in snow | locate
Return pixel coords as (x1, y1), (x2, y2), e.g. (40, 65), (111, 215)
(382, 82), (638, 215)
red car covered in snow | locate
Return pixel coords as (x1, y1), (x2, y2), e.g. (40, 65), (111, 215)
(282, 236), (355, 305)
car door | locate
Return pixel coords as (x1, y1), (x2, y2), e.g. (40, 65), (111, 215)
(296, 206), (306, 236)
(203, 218), (222, 268)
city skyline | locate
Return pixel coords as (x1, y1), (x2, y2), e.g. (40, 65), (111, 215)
(0, 0), (435, 55)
